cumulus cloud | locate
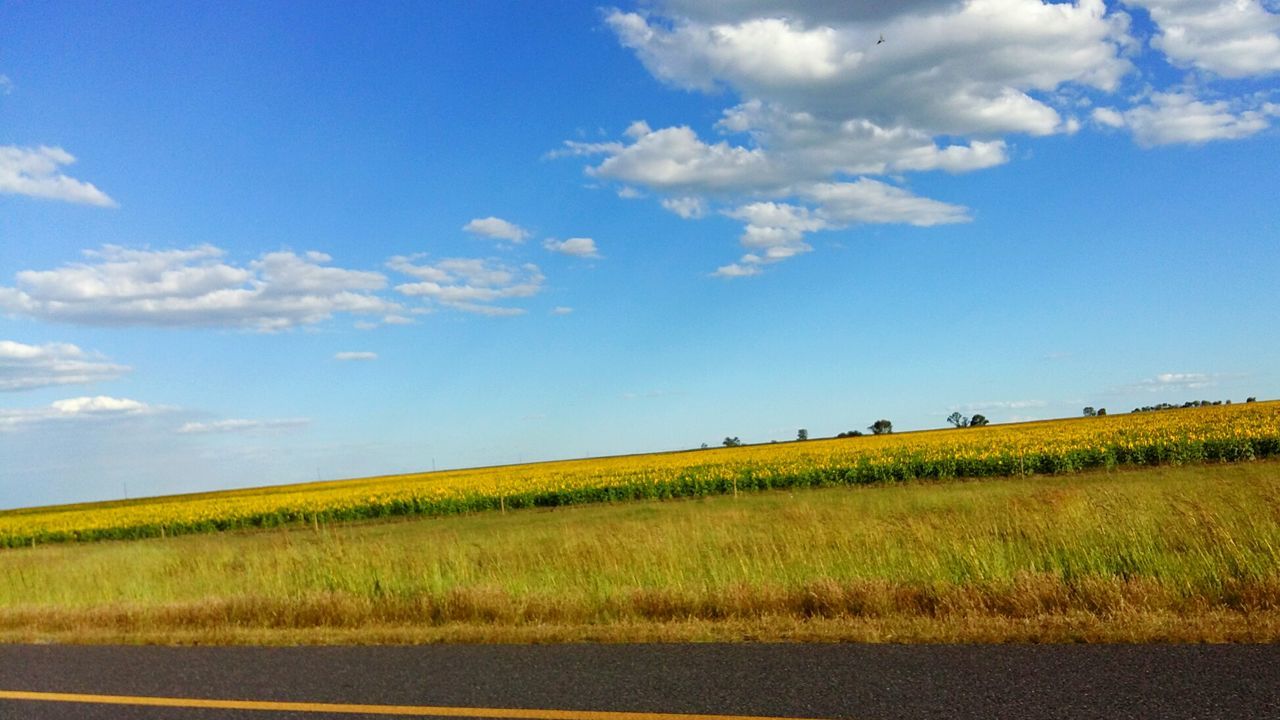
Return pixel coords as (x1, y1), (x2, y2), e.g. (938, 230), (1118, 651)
(1129, 0), (1280, 78)
(661, 196), (708, 218)
(586, 124), (780, 192)
(0, 145), (116, 207)
(543, 237), (601, 258)
(711, 262), (764, 278)
(709, 182), (969, 276)
(605, 2), (1127, 135)
(388, 256), (544, 315)
(334, 351), (377, 361)
(0, 340), (130, 391)
(562, 0), (1276, 276)
(463, 216), (531, 243)
(0, 245), (404, 331)
(177, 418), (310, 435)
(558, 0), (1139, 276)
(0, 395), (158, 431)
(1095, 92), (1275, 146)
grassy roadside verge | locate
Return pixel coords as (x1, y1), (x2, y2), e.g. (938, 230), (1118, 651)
(2, 460), (1279, 644)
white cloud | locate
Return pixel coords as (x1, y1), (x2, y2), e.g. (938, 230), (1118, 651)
(606, 2), (1128, 136)
(0, 75), (12, 95)
(463, 216), (531, 243)
(1110, 371), (1225, 395)
(0, 146), (116, 207)
(389, 256), (544, 315)
(1096, 92), (1273, 146)
(0, 340), (130, 391)
(1091, 106), (1127, 128)
(562, 1), (1276, 276)
(1128, 0), (1280, 78)
(334, 351), (377, 361)
(551, 306), (574, 315)
(802, 179), (971, 226)
(587, 124), (781, 192)
(543, 237), (601, 258)
(1130, 371), (1217, 391)
(661, 196), (708, 219)
(50, 396), (145, 414)
(951, 399), (1049, 412)
(561, 1), (1134, 276)
(177, 418), (310, 435)
(0, 395), (158, 432)
(710, 182), (970, 277)
(0, 245), (403, 331)
(712, 262), (763, 278)
(721, 201), (823, 267)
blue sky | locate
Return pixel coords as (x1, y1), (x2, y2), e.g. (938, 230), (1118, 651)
(2, 0), (1278, 508)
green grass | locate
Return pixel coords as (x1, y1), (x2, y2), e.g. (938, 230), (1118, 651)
(2, 460), (1279, 643)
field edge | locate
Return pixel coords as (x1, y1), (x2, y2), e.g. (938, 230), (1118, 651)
(4, 611), (1280, 646)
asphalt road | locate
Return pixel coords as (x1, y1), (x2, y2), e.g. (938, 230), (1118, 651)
(1, 644), (1278, 720)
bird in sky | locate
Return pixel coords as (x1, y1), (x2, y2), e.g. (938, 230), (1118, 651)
(877, 33), (885, 45)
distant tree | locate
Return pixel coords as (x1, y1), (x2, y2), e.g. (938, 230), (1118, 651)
(1083, 406), (1097, 417)
(723, 436), (742, 447)
(947, 412), (969, 428)
(868, 419), (893, 435)
(1247, 397), (1257, 403)
(1096, 408), (1107, 416)
(836, 430), (864, 438)
(969, 414), (989, 427)
(797, 428), (808, 441)
(700, 443), (709, 449)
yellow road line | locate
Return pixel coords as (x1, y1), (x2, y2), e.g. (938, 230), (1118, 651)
(0, 689), (830, 720)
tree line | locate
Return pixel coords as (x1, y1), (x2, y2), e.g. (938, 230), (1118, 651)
(708, 396), (1263, 448)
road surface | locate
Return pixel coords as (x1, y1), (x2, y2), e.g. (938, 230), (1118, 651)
(1, 644), (1277, 719)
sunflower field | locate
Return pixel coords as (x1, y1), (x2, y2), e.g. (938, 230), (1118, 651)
(3, 401), (1277, 547)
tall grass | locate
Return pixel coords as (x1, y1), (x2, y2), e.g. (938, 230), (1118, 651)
(2, 461), (1278, 643)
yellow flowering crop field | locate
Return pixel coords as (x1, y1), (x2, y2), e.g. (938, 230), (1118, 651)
(3, 401), (1278, 547)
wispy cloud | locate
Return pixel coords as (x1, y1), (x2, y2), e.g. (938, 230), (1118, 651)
(0, 340), (130, 391)
(0, 245), (403, 331)
(389, 255), (544, 316)
(177, 418), (310, 435)
(1124, 372), (1218, 393)
(334, 351), (378, 361)
(950, 400), (1048, 412)
(1094, 92), (1275, 147)
(0, 395), (161, 432)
